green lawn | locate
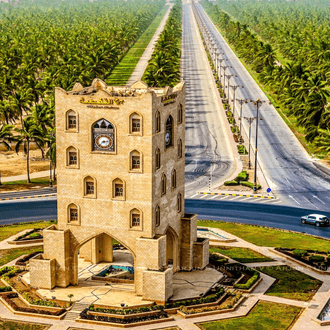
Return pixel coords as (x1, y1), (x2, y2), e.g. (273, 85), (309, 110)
(0, 178), (56, 191)
(209, 246), (273, 263)
(0, 220), (55, 242)
(0, 246), (43, 267)
(257, 266), (322, 301)
(0, 319), (50, 330)
(198, 301), (301, 330)
(198, 220), (330, 251)
(107, 6), (168, 86)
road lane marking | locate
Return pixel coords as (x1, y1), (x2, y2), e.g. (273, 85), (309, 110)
(289, 195), (300, 205)
(200, 194), (207, 199)
(302, 196), (319, 210)
(210, 195), (220, 199)
(313, 195), (325, 204)
(189, 194), (199, 198)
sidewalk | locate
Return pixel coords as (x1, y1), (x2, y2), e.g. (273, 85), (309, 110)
(1, 170), (53, 183)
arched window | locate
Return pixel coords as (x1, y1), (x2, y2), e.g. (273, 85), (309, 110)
(113, 178), (124, 199)
(178, 104), (183, 124)
(177, 193), (182, 213)
(130, 209), (141, 227)
(92, 118), (115, 152)
(156, 148), (161, 170)
(66, 146), (78, 167)
(171, 169), (177, 189)
(130, 112), (142, 134)
(66, 110), (77, 130)
(161, 174), (166, 195)
(155, 206), (160, 226)
(165, 115), (174, 148)
(68, 203), (79, 223)
(84, 176), (96, 197)
(178, 139), (183, 159)
(156, 111), (161, 133)
(130, 150), (141, 171)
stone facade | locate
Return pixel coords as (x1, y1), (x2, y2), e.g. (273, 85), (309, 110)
(30, 79), (209, 302)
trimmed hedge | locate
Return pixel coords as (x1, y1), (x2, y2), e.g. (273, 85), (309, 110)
(0, 286), (12, 292)
(224, 180), (239, 186)
(165, 286), (225, 309)
(2, 293), (66, 316)
(309, 255), (325, 263)
(237, 145), (248, 155)
(209, 252), (228, 267)
(234, 271), (260, 290)
(292, 249), (307, 257)
(89, 304), (164, 315)
(240, 181), (261, 190)
(235, 171), (248, 182)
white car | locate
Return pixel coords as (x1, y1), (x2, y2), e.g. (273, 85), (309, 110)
(300, 214), (330, 227)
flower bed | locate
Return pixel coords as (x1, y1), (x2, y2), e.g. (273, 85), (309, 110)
(1, 292), (66, 316)
(15, 251), (42, 266)
(80, 309), (169, 324)
(275, 248), (330, 271)
(14, 229), (43, 241)
(88, 304), (164, 316)
(165, 286), (225, 310)
(0, 286), (12, 293)
(178, 292), (243, 317)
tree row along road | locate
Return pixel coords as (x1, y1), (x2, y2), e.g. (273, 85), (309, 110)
(194, 3), (330, 212)
(182, 3), (236, 196)
(1, 199), (329, 239)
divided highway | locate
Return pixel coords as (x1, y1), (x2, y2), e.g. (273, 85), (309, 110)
(182, 3), (236, 195)
(193, 3), (330, 212)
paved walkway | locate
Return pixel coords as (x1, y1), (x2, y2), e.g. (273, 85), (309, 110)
(126, 3), (174, 86)
(1, 170), (53, 183)
(1, 226), (329, 329)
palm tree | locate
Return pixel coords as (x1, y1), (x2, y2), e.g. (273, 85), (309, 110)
(0, 124), (14, 151)
(15, 119), (44, 183)
(315, 129), (330, 156)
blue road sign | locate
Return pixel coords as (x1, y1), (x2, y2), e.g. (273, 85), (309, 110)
(266, 188), (272, 193)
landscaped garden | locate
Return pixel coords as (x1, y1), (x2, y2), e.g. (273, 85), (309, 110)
(257, 266), (322, 301)
(0, 246), (43, 267)
(275, 248), (330, 271)
(198, 220), (330, 251)
(210, 246), (272, 263)
(198, 301), (302, 330)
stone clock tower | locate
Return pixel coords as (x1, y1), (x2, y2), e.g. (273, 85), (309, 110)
(30, 79), (209, 303)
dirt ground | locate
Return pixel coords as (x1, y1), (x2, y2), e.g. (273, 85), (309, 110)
(0, 148), (50, 178)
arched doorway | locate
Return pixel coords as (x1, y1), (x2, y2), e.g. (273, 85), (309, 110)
(72, 233), (135, 286)
(166, 227), (179, 272)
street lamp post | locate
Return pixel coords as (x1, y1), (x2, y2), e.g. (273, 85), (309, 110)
(220, 66), (230, 95)
(243, 117), (256, 169)
(49, 131), (54, 187)
(228, 84), (243, 117)
(224, 74), (237, 102)
(248, 98), (265, 191)
(236, 98), (249, 134)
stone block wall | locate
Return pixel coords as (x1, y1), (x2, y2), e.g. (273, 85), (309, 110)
(30, 255), (56, 289)
(193, 237), (209, 269)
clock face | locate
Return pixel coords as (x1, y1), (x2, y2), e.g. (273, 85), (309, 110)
(96, 135), (112, 149)
(165, 132), (170, 145)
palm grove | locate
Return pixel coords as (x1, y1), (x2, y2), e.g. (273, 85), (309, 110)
(203, 0), (330, 157)
(0, 0), (165, 182)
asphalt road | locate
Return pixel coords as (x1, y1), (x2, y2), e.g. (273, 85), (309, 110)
(1, 199), (329, 239)
(194, 4), (330, 212)
(182, 3), (236, 195)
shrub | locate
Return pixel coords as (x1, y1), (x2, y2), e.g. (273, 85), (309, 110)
(235, 171), (248, 182)
(29, 232), (42, 239)
(231, 126), (239, 133)
(237, 145), (248, 155)
(234, 271), (260, 290)
(292, 249), (307, 257)
(309, 255), (325, 263)
(226, 111), (233, 117)
(233, 134), (239, 142)
(224, 180), (239, 186)
(209, 252), (228, 266)
(0, 286), (12, 292)
(240, 181), (261, 190)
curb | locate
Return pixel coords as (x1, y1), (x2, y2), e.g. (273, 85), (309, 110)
(0, 194), (57, 202)
(198, 191), (275, 199)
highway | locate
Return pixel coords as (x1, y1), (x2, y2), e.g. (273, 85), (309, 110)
(1, 199), (329, 239)
(193, 3), (330, 212)
(182, 3), (236, 195)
